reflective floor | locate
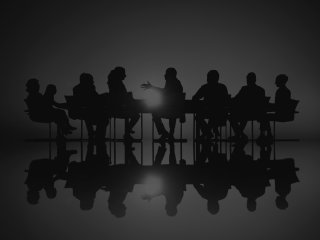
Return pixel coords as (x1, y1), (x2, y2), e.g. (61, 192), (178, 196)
(2, 139), (320, 240)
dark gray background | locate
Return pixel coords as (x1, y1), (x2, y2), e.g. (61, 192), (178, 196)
(1, 0), (319, 141)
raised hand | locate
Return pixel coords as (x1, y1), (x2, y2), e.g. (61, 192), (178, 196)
(141, 81), (152, 90)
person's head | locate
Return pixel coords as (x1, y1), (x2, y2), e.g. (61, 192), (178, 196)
(165, 67), (177, 81)
(26, 78), (40, 93)
(45, 186), (57, 199)
(275, 74), (288, 87)
(114, 66), (126, 81)
(207, 70), (219, 84)
(207, 200), (220, 215)
(246, 72), (256, 86)
(165, 202), (178, 216)
(276, 196), (288, 210)
(80, 73), (94, 85)
(44, 84), (57, 96)
(109, 202), (126, 217)
(27, 190), (40, 205)
(80, 198), (94, 211)
(247, 198), (257, 212)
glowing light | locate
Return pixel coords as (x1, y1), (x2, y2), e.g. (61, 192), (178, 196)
(144, 89), (162, 108)
(143, 175), (163, 195)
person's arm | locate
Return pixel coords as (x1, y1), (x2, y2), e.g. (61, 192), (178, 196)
(192, 86), (204, 100)
(53, 101), (67, 109)
(141, 81), (163, 92)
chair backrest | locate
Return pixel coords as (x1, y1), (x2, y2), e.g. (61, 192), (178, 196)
(276, 99), (299, 122)
(24, 99), (51, 123)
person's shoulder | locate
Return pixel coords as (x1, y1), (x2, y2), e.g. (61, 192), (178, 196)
(200, 84), (208, 89)
(73, 84), (80, 91)
(218, 83), (227, 89)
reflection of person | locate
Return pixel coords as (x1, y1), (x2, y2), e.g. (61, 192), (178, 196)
(66, 141), (108, 210)
(107, 67), (140, 139)
(142, 143), (186, 216)
(194, 142), (230, 214)
(192, 70), (229, 139)
(25, 158), (56, 204)
(272, 159), (299, 210)
(230, 143), (270, 212)
(141, 67), (184, 140)
(25, 141), (76, 204)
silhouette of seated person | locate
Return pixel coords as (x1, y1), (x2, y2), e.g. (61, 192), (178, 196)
(229, 142), (270, 212)
(271, 158), (299, 210)
(141, 67), (184, 141)
(230, 72), (270, 141)
(43, 84), (76, 136)
(73, 73), (108, 140)
(142, 142), (186, 216)
(107, 67), (140, 139)
(25, 79), (75, 138)
(192, 70), (229, 139)
(193, 143), (231, 214)
(272, 74), (296, 121)
(25, 78), (44, 118)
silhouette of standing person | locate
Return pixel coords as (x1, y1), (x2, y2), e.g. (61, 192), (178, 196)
(107, 67), (140, 139)
(192, 70), (229, 139)
(73, 73), (108, 140)
(141, 67), (184, 140)
(230, 72), (269, 141)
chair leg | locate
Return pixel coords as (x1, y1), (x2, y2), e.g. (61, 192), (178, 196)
(141, 113), (143, 140)
(193, 113), (195, 141)
(273, 120), (276, 160)
(49, 122), (52, 140)
(80, 120), (83, 140)
(113, 118), (116, 141)
(152, 118), (154, 140)
(251, 120), (254, 140)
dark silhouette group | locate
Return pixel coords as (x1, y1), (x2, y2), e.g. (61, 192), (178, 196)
(25, 68), (296, 143)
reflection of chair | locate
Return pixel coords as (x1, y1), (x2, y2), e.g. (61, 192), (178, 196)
(25, 100), (54, 139)
(152, 93), (186, 141)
